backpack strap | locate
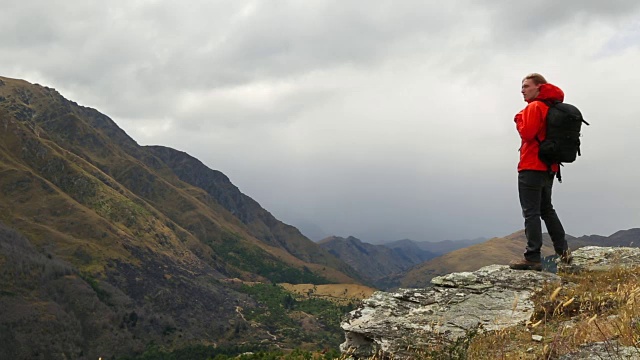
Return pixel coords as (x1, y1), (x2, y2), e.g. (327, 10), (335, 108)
(538, 99), (563, 182)
(535, 99), (556, 143)
(556, 165), (562, 183)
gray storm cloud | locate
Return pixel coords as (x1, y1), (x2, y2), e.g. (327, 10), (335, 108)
(1, 0), (639, 242)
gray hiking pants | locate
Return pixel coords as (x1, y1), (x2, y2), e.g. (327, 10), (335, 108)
(518, 170), (568, 262)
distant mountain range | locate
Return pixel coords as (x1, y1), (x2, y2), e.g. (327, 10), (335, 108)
(318, 230), (640, 290)
(383, 237), (486, 256)
(318, 236), (434, 288)
(318, 236), (485, 289)
(398, 228), (640, 288)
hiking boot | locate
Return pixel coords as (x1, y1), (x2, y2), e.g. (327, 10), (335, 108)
(557, 250), (573, 265)
(509, 258), (542, 271)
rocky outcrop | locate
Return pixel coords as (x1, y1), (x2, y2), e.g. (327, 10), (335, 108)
(340, 264), (559, 359)
(558, 246), (640, 273)
(340, 247), (640, 360)
(398, 229), (640, 289)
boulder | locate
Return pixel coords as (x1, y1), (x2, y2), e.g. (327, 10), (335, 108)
(340, 264), (559, 359)
(341, 246), (640, 359)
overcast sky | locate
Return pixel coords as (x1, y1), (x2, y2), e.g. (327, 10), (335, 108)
(2, 1), (639, 243)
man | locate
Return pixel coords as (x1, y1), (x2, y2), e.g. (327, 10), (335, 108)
(509, 73), (571, 271)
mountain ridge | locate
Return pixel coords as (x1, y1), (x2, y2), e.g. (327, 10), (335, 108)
(399, 228), (640, 288)
(0, 75), (363, 358)
(0, 75), (360, 283)
(382, 237), (485, 256)
(318, 235), (436, 288)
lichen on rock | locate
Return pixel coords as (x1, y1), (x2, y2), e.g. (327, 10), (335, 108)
(341, 247), (640, 359)
(340, 264), (559, 359)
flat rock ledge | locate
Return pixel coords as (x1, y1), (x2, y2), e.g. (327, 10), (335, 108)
(341, 247), (640, 359)
(558, 246), (640, 273)
(340, 264), (559, 359)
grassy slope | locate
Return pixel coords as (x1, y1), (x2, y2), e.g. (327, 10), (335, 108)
(0, 75), (363, 358)
(0, 75), (357, 284)
(465, 266), (640, 359)
(280, 283), (377, 305)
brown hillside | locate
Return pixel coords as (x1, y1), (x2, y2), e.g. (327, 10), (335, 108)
(318, 235), (435, 289)
(280, 283), (377, 304)
(399, 229), (640, 288)
(0, 75), (362, 358)
(0, 75), (358, 284)
(400, 230), (556, 288)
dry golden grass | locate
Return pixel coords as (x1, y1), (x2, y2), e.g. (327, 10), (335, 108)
(336, 266), (640, 359)
(464, 265), (640, 359)
(280, 283), (376, 304)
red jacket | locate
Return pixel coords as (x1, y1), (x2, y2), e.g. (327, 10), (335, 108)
(515, 83), (564, 172)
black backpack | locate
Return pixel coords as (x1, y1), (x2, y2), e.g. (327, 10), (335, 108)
(537, 100), (589, 182)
